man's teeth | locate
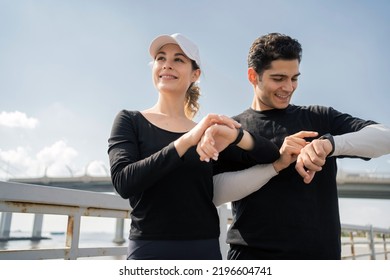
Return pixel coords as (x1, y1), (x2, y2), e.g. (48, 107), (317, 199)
(276, 94), (289, 99)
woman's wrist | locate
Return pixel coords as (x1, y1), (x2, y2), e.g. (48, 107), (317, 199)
(237, 130), (255, 150)
(230, 127), (244, 146)
(174, 134), (192, 157)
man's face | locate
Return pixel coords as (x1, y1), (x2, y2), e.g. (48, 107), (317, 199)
(252, 59), (300, 111)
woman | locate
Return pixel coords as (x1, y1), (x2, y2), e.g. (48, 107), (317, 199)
(108, 33), (280, 260)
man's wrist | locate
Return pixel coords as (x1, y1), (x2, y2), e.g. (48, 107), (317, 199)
(272, 161), (282, 173)
(319, 133), (335, 156)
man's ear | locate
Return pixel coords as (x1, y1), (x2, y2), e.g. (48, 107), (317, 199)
(248, 67), (258, 86)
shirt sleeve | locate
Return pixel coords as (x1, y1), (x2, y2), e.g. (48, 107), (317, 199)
(107, 110), (183, 198)
(332, 124), (390, 158)
(212, 164), (277, 206)
(214, 132), (280, 174)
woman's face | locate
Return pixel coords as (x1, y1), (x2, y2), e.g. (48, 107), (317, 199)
(152, 43), (200, 95)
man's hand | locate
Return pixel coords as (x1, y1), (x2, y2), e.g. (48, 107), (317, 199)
(295, 137), (334, 184)
(273, 131), (319, 172)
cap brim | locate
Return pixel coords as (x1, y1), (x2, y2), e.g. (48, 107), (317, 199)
(149, 35), (179, 59)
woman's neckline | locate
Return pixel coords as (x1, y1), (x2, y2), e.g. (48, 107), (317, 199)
(137, 111), (190, 134)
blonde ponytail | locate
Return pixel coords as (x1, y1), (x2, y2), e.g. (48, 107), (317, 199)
(184, 83), (201, 119)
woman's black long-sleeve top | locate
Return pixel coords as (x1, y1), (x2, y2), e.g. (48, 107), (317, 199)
(108, 110), (279, 240)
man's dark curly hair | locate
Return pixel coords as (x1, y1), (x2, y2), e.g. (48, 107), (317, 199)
(248, 33), (302, 75)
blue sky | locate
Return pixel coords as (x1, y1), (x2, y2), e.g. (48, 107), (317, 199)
(1, 1), (390, 229)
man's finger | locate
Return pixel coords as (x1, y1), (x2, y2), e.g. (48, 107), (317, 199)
(295, 158), (308, 178)
(291, 131), (319, 139)
(303, 170), (316, 184)
(295, 159), (318, 183)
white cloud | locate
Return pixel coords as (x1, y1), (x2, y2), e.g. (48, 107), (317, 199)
(0, 111), (39, 129)
(0, 147), (35, 179)
(36, 140), (78, 167)
(0, 140), (79, 179)
(83, 160), (110, 177)
(0, 140), (111, 180)
(0, 146), (33, 166)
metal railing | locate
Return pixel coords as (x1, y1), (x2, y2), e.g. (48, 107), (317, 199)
(0, 181), (131, 259)
(1, 180), (389, 260)
(0, 181), (232, 259)
(341, 224), (390, 260)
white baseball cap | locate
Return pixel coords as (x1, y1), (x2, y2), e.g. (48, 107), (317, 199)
(149, 33), (201, 68)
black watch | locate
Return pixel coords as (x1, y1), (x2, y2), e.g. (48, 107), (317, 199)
(230, 127), (244, 146)
(319, 133), (335, 156)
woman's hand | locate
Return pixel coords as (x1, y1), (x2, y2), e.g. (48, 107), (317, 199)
(174, 114), (241, 157)
(196, 124), (239, 161)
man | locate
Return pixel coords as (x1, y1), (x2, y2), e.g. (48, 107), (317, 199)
(220, 33), (390, 259)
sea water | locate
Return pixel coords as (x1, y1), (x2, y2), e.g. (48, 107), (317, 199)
(0, 231), (127, 249)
